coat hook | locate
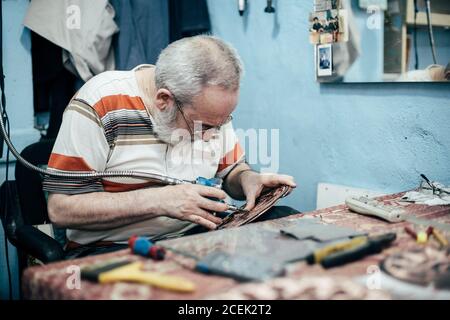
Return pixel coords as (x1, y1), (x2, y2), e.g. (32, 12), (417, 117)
(264, 0), (275, 13)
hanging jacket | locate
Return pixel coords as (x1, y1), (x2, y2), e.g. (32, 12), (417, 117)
(23, 0), (119, 81)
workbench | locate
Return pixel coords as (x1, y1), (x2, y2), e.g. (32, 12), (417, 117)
(21, 192), (450, 300)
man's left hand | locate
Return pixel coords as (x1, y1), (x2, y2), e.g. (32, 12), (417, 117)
(239, 171), (296, 211)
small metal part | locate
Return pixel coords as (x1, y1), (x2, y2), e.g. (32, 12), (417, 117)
(264, 0), (275, 13)
(227, 204), (247, 213)
(238, 0), (246, 16)
(194, 177), (223, 189)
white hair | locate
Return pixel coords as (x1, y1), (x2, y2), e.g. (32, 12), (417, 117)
(155, 35), (244, 105)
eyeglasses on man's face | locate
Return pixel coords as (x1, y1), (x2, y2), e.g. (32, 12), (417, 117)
(173, 97), (233, 137)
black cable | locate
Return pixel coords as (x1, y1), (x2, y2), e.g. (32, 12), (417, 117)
(0, 0), (4, 159)
(4, 221), (12, 300)
(5, 114), (9, 181)
(0, 25), (11, 297)
(1, 6), (11, 294)
(413, 0), (419, 69)
(3, 112), (12, 300)
(0, 0), (12, 299)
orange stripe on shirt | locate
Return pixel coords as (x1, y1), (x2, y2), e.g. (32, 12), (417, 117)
(217, 143), (244, 173)
(102, 180), (156, 192)
(93, 94), (146, 118)
(48, 153), (93, 171)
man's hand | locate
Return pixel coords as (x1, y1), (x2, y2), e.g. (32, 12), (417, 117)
(239, 171), (296, 211)
(156, 184), (229, 230)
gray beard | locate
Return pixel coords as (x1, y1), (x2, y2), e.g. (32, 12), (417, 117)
(152, 106), (184, 145)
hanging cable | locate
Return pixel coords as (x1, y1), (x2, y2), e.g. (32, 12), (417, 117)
(4, 118), (13, 300)
(425, 0), (437, 64)
(413, 0), (419, 69)
(1, 0), (12, 296)
(2, 107), (12, 300)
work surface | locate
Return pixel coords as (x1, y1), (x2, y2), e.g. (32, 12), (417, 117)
(22, 192), (450, 300)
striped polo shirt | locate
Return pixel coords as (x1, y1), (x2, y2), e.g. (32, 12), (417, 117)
(43, 65), (245, 244)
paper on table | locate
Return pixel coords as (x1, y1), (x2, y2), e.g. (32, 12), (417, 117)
(401, 191), (450, 206)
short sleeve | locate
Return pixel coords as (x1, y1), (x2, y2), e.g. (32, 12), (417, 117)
(215, 121), (245, 179)
(42, 98), (110, 194)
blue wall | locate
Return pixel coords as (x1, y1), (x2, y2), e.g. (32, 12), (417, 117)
(206, 0), (450, 212)
(1, 0), (39, 300)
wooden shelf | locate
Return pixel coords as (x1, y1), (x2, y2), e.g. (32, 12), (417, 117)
(406, 0), (450, 28)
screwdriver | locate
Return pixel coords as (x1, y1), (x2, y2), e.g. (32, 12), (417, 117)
(307, 233), (397, 268)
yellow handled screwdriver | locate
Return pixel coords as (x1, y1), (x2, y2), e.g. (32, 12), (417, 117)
(81, 259), (195, 293)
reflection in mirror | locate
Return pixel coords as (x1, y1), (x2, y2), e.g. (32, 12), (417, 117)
(313, 0), (450, 82)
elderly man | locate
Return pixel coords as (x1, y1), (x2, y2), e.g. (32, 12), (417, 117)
(45, 35), (296, 257)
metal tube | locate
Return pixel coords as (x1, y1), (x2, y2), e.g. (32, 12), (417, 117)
(0, 96), (192, 186)
(425, 0), (438, 64)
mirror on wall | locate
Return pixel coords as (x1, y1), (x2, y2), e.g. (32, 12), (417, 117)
(311, 0), (450, 83)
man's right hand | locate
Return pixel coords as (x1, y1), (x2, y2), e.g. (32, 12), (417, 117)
(156, 184), (228, 230)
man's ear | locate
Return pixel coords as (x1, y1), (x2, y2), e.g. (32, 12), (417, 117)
(154, 88), (174, 111)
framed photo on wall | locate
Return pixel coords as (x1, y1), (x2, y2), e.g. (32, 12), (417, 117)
(317, 43), (333, 76)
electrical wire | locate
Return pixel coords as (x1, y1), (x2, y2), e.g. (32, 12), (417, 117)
(4, 111), (9, 182)
(413, 0), (419, 69)
(2, 105), (12, 300)
(3, 222), (12, 300)
(1, 17), (12, 294)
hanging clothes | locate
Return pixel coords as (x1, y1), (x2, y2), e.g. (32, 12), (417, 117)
(110, 0), (211, 70)
(110, 0), (170, 70)
(23, 0), (118, 82)
(31, 32), (76, 138)
(169, 0), (211, 42)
